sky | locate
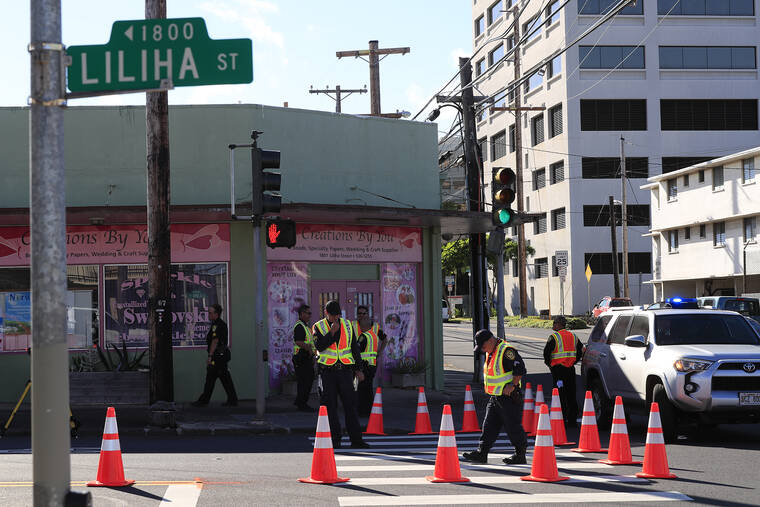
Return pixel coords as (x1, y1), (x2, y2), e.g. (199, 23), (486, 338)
(2, 1), (470, 133)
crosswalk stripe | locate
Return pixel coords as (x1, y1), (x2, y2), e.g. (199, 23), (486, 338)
(338, 474), (649, 486)
(334, 451), (583, 461)
(310, 435), (535, 443)
(158, 485), (201, 507)
(337, 460), (613, 472)
(334, 445), (516, 454)
(338, 491), (692, 506)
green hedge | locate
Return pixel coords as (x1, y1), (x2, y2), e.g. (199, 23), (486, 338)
(503, 316), (588, 330)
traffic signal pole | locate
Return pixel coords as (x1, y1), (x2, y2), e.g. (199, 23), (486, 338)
(251, 132), (267, 418)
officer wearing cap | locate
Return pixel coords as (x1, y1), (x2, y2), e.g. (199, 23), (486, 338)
(462, 329), (528, 465)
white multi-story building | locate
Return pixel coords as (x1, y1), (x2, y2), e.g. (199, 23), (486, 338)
(642, 146), (760, 300)
(471, 0), (760, 315)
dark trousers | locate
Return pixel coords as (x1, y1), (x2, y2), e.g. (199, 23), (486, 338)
(550, 364), (578, 423)
(319, 366), (362, 446)
(197, 361), (238, 404)
(293, 353), (315, 407)
(478, 394), (528, 454)
(357, 364), (376, 416)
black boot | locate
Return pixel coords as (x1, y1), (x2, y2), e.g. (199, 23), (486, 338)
(502, 448), (527, 465)
(461, 449), (488, 464)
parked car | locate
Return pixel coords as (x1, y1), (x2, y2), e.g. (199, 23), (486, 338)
(442, 299), (450, 322)
(698, 296), (760, 322)
(582, 307), (760, 442)
(592, 296), (633, 318)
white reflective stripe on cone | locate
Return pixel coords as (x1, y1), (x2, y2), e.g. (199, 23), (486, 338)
(373, 393), (383, 404)
(645, 431), (665, 445)
(104, 416), (118, 435)
(316, 414), (331, 433)
(437, 435), (457, 448)
(440, 414), (454, 432)
(101, 439), (120, 452)
(550, 409), (562, 420)
(611, 422), (627, 434)
(613, 402), (624, 420)
(535, 391), (544, 404)
(314, 437), (334, 449)
(648, 409), (663, 429)
(581, 414), (596, 425)
(416, 405), (429, 414)
(534, 434), (554, 447)
(537, 414), (552, 431)
(582, 397), (594, 412)
(371, 406), (383, 414)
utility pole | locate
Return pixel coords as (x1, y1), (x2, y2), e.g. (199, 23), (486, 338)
(620, 135), (630, 298)
(29, 1), (72, 504)
(146, 0), (174, 405)
(512, 6), (529, 316)
(336, 40), (410, 116)
(309, 85), (367, 113)
(609, 195), (620, 297)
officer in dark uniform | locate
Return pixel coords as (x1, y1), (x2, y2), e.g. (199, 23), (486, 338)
(192, 303), (238, 407)
(462, 329), (529, 465)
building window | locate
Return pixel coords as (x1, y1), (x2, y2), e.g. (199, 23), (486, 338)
(534, 214), (547, 235)
(488, 1), (504, 25)
(506, 35), (515, 51)
(508, 125), (516, 153)
(491, 130), (507, 160)
(492, 89), (507, 110)
(525, 71), (543, 93)
(476, 58), (486, 77)
(476, 108), (486, 123)
(475, 15), (485, 36)
(478, 137), (488, 163)
(683, 174), (689, 187)
(627, 204), (651, 227)
(700, 224), (706, 238)
(658, 0), (754, 16)
(668, 230), (679, 253)
(713, 166), (724, 190)
(667, 179), (678, 201)
(583, 204), (650, 227)
(581, 99), (647, 131)
(533, 168), (546, 190)
(661, 156), (711, 173)
(745, 217), (757, 243)
(532, 114), (545, 145)
(685, 227), (691, 240)
(580, 0), (643, 15)
(550, 161), (564, 184)
(659, 46), (756, 70)
(743, 158), (755, 183)
(548, 55), (562, 78)
(579, 46), (645, 69)
(582, 157), (648, 178)
(714, 222), (726, 246)
(699, 169), (705, 182)
(551, 207), (566, 230)
(660, 99), (758, 131)
(584, 253), (652, 274)
(534, 257), (549, 278)
(546, 0), (561, 23)
(523, 16), (542, 43)
(549, 104), (563, 137)
(488, 44), (505, 67)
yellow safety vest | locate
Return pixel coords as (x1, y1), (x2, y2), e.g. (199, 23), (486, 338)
(313, 318), (354, 366)
(354, 321), (380, 366)
(550, 329), (578, 367)
(483, 340), (514, 396)
(293, 320), (313, 356)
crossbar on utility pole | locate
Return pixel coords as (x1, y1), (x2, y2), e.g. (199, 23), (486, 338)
(309, 85), (367, 113)
(336, 40), (410, 116)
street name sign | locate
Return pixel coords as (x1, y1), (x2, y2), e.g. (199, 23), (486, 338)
(67, 17), (252, 93)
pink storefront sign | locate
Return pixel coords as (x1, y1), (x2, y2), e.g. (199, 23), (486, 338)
(266, 224), (422, 263)
(0, 223), (230, 266)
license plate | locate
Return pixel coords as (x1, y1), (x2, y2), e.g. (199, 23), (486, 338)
(739, 392), (760, 406)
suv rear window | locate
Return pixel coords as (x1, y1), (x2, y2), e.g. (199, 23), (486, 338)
(723, 299), (759, 315)
(589, 315), (612, 343)
(608, 315), (632, 345)
(610, 298), (633, 308)
(655, 314), (760, 346)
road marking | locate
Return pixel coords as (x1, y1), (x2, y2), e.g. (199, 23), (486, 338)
(333, 451), (583, 461)
(0, 480), (201, 488)
(340, 474), (649, 486)
(334, 445), (517, 454)
(159, 484), (202, 507)
(338, 491), (691, 506)
(337, 460), (612, 472)
(312, 435), (535, 443)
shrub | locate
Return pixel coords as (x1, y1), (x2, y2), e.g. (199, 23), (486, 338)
(566, 317), (588, 330)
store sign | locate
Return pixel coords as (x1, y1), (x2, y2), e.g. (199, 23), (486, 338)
(0, 224), (230, 266)
(266, 224), (422, 263)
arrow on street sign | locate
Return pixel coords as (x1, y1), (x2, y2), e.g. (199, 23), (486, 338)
(66, 17), (253, 93)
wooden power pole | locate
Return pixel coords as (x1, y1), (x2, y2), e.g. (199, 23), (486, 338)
(309, 85), (367, 113)
(512, 7), (529, 316)
(336, 40), (410, 115)
(146, 0), (173, 404)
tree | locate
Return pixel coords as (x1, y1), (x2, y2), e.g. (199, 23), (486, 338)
(441, 235), (534, 276)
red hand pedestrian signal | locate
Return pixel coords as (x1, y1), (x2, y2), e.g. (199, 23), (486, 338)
(268, 223), (281, 244)
(265, 219), (297, 248)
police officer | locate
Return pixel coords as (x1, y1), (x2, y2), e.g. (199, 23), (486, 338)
(312, 300), (370, 449)
(543, 315), (584, 427)
(292, 304), (316, 412)
(192, 304), (238, 407)
(354, 305), (386, 417)
(462, 329), (528, 465)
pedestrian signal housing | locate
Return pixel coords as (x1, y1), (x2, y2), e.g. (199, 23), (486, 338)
(492, 167), (516, 226)
(265, 218), (297, 248)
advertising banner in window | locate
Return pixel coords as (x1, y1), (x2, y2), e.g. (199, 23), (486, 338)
(0, 292), (31, 352)
(104, 263), (228, 349)
(379, 263), (420, 383)
(266, 262), (309, 389)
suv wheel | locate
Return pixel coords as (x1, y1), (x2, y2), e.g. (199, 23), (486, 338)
(589, 377), (613, 429)
(652, 383), (677, 443)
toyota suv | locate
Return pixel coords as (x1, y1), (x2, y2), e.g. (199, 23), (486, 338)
(582, 308), (760, 441)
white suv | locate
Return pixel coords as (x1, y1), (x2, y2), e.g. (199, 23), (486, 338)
(582, 308), (760, 441)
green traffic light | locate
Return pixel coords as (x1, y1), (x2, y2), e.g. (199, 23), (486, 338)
(498, 208), (511, 224)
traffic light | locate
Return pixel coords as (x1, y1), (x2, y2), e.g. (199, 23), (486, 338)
(265, 218), (297, 248)
(492, 167), (516, 226)
(252, 147), (282, 216)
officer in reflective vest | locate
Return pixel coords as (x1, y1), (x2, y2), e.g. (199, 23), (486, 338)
(543, 315), (584, 427)
(292, 304), (316, 412)
(354, 305), (387, 417)
(312, 300), (370, 449)
(462, 329), (528, 465)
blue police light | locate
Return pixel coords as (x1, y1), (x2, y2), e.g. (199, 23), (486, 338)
(666, 297), (698, 308)
(670, 297), (683, 303)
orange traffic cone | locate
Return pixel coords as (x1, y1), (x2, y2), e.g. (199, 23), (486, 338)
(572, 391), (607, 453)
(87, 407), (135, 487)
(364, 387), (386, 435)
(528, 384), (545, 436)
(521, 404), (569, 483)
(409, 387), (434, 435)
(600, 396), (641, 465)
(549, 388), (574, 446)
(457, 385), (480, 433)
(521, 382), (534, 433)
(299, 406), (350, 484)
(425, 404), (470, 483)
(636, 402), (677, 479)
